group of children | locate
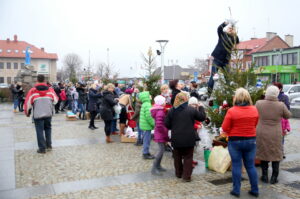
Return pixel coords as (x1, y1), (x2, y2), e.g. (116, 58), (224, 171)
(130, 84), (203, 176)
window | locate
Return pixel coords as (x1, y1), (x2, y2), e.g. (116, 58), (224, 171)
(0, 77), (4, 83)
(0, 62), (4, 69)
(0, 49), (2, 53)
(7, 49), (11, 53)
(7, 77), (11, 84)
(14, 63), (18, 69)
(7, 62), (11, 69)
(290, 86), (300, 93)
(15, 50), (19, 53)
(288, 53), (293, 65)
(292, 53), (298, 65)
(21, 63), (25, 69)
(255, 56), (269, 66)
(282, 54), (288, 65)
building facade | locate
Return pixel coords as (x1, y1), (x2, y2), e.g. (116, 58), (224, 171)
(252, 46), (300, 84)
(0, 35), (58, 84)
(236, 32), (291, 71)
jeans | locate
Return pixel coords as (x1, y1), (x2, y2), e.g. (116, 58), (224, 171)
(13, 99), (19, 110)
(207, 59), (227, 93)
(34, 117), (52, 151)
(153, 142), (165, 169)
(78, 103), (86, 116)
(72, 100), (78, 114)
(137, 123), (143, 143)
(89, 111), (97, 127)
(104, 120), (112, 136)
(142, 130), (151, 155)
(111, 119), (117, 133)
(228, 138), (259, 195)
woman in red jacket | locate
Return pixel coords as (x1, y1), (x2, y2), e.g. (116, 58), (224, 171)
(222, 88), (259, 198)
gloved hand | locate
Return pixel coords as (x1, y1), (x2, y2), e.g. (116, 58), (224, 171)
(225, 19), (238, 26)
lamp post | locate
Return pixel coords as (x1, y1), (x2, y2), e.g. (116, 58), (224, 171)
(156, 40), (169, 84)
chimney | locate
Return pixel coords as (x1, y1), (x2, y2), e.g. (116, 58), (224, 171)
(285, 34), (294, 47)
(6, 38), (10, 42)
(251, 37), (257, 40)
(266, 32), (277, 40)
(13, 35), (18, 42)
(41, 47), (44, 52)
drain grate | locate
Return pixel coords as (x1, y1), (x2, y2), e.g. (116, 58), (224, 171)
(285, 181), (300, 190)
(209, 177), (245, 186)
(284, 167), (300, 173)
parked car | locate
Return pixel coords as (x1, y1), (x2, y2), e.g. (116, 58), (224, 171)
(290, 97), (300, 118)
(0, 83), (9, 88)
(283, 84), (300, 102)
(198, 87), (208, 101)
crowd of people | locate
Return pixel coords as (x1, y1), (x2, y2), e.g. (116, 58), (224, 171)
(12, 71), (293, 198)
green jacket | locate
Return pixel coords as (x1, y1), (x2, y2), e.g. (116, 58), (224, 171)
(139, 91), (154, 130)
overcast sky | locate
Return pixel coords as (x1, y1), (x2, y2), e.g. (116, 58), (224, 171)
(1, 0), (300, 77)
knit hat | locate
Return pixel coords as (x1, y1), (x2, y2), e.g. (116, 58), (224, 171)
(265, 85), (279, 98)
(154, 95), (166, 106)
(188, 97), (198, 105)
(173, 92), (188, 108)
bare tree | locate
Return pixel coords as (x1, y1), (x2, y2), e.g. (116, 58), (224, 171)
(63, 53), (83, 83)
(189, 58), (209, 73)
(96, 62), (105, 78)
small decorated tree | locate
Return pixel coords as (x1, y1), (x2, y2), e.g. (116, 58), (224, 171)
(141, 47), (161, 99)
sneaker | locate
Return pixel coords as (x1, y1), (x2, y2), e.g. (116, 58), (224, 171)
(37, 149), (46, 154)
(143, 154), (155, 159)
(151, 168), (162, 176)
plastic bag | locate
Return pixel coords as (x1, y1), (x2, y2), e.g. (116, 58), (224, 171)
(199, 127), (212, 149)
(113, 103), (122, 115)
(208, 146), (231, 174)
(125, 127), (137, 138)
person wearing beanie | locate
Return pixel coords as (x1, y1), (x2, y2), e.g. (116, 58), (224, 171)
(256, 85), (292, 185)
(165, 93), (206, 182)
(150, 95), (169, 175)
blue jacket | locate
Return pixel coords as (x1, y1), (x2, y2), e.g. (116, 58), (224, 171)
(278, 91), (290, 110)
(88, 88), (102, 112)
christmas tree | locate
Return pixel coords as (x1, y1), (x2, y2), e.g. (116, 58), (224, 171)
(141, 47), (162, 99)
(207, 41), (266, 133)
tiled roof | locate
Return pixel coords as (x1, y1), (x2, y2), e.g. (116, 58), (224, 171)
(0, 36), (58, 60)
(237, 38), (268, 55)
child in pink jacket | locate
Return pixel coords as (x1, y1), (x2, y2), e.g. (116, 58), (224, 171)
(281, 118), (291, 158)
(150, 95), (169, 175)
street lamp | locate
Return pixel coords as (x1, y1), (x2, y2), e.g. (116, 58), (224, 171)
(156, 40), (169, 84)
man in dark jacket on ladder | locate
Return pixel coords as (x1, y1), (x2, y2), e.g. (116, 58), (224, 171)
(208, 20), (239, 96)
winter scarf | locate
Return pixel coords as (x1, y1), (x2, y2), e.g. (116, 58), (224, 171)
(173, 92), (188, 109)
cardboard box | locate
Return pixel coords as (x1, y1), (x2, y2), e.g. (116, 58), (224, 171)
(66, 112), (77, 121)
(121, 135), (137, 143)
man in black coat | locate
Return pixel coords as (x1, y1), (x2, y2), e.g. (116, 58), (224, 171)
(165, 92), (206, 182)
(208, 21), (239, 95)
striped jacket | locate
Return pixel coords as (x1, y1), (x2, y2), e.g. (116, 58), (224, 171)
(24, 83), (58, 119)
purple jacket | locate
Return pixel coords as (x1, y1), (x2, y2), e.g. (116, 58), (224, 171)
(151, 105), (169, 143)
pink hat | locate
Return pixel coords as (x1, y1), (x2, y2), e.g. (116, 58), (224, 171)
(154, 95), (166, 106)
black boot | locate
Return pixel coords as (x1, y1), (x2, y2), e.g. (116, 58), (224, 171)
(270, 161), (279, 184)
(260, 161), (269, 183)
(79, 113), (82, 119)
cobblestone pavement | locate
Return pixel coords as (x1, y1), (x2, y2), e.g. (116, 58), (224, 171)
(0, 103), (299, 199)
